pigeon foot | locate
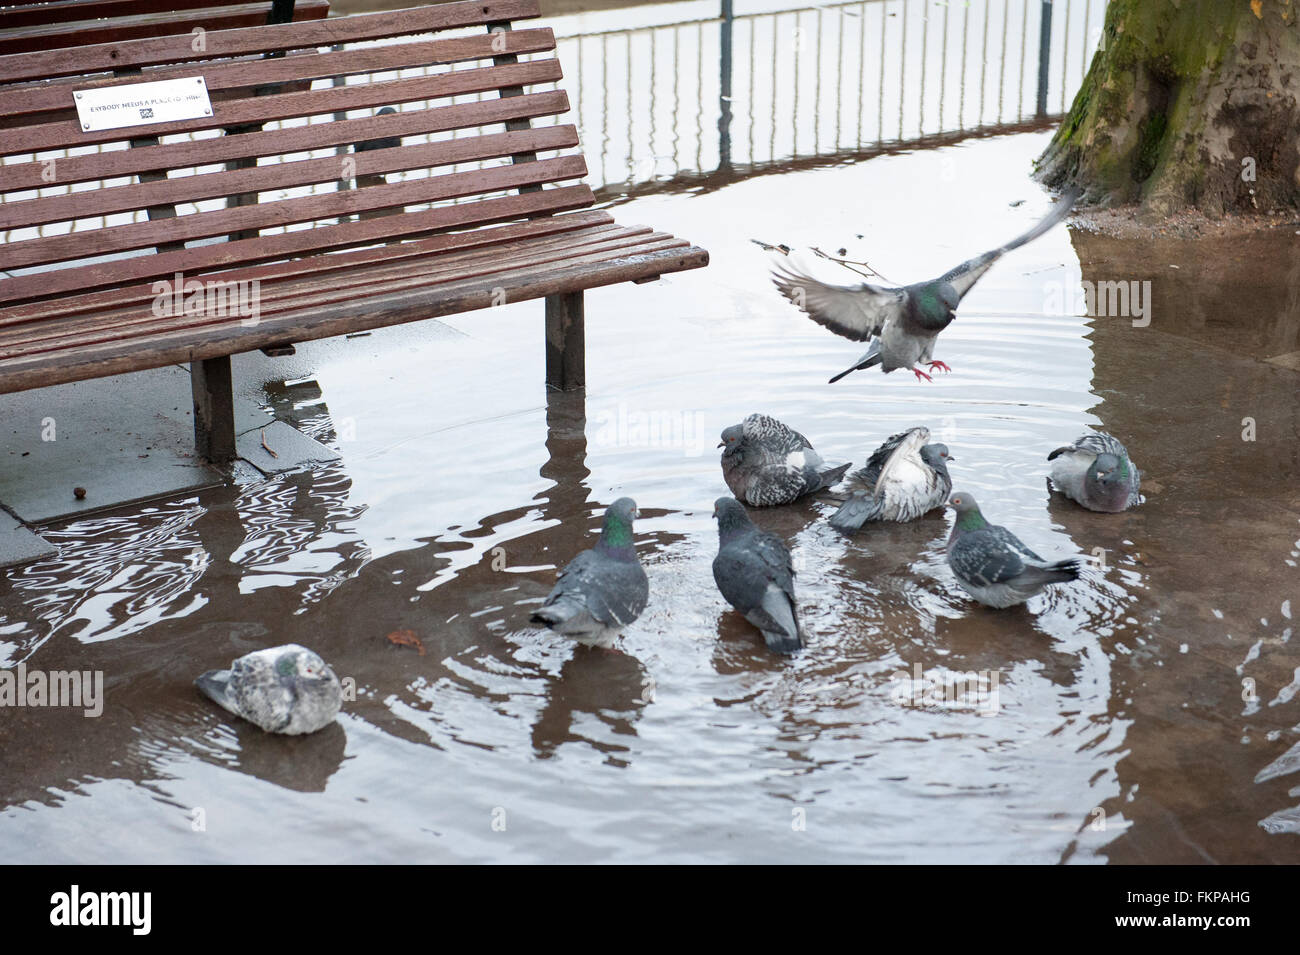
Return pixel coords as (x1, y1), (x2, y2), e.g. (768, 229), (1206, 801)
(927, 361), (952, 373)
(912, 367), (934, 383)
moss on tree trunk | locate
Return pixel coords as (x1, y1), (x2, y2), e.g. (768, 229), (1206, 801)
(1036, 0), (1300, 216)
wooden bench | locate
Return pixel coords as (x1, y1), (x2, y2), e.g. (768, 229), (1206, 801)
(0, 0), (709, 465)
(0, 0), (330, 57)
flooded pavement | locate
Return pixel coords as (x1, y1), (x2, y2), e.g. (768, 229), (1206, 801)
(1, 125), (1297, 863)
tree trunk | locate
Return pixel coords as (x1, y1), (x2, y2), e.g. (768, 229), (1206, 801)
(1037, 0), (1300, 216)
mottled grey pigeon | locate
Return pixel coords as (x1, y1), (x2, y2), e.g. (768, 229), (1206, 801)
(945, 492), (1082, 608)
(720, 413), (851, 507)
(711, 496), (802, 654)
(831, 427), (954, 532)
(531, 497), (649, 648)
(1048, 432), (1141, 512)
(196, 644), (342, 735)
(771, 189), (1079, 383)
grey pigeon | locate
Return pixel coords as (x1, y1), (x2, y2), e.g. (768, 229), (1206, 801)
(945, 492), (1082, 608)
(1048, 432), (1141, 512)
(531, 497), (649, 648)
(771, 190), (1079, 383)
(196, 644), (342, 735)
(711, 496), (802, 654)
(720, 413), (851, 507)
(831, 427), (954, 532)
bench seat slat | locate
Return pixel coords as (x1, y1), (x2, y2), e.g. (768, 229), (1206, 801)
(0, 235), (708, 381)
(0, 1), (331, 56)
(2, 57), (563, 155)
(2, 211), (621, 324)
(0, 226), (675, 351)
(0, 28), (556, 122)
(0, 0), (542, 83)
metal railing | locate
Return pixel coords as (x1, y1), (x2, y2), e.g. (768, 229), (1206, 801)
(539, 0), (1107, 198)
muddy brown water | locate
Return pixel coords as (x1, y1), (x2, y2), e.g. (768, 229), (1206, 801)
(1, 130), (1298, 863)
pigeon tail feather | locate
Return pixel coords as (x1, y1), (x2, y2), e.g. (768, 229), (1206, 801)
(195, 670), (237, 715)
(829, 492), (881, 532)
(817, 461), (852, 490)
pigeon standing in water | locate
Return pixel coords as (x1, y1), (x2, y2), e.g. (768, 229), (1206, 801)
(711, 497), (802, 654)
(945, 492), (1082, 608)
(771, 190), (1079, 383)
(196, 644), (342, 735)
(720, 413), (851, 507)
(830, 427), (954, 532)
(1048, 433), (1141, 512)
(531, 497), (649, 648)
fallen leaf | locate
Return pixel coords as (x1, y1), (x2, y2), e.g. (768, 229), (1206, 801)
(386, 629), (426, 655)
(1251, 0), (1263, 19)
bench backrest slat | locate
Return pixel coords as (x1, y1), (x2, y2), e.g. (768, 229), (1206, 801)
(0, 0), (302, 30)
(0, 0), (588, 308)
(0, 184), (596, 305)
(0, 0), (540, 83)
(0, 27), (556, 121)
(0, 0), (331, 56)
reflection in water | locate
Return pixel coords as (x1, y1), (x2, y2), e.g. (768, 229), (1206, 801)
(1, 2), (1297, 862)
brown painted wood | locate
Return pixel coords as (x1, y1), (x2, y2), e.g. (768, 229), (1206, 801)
(0, 124), (580, 231)
(0, 0), (542, 83)
(0, 0), (309, 30)
(545, 291), (584, 391)
(0, 242), (709, 370)
(2, 57), (563, 155)
(0, 184), (598, 305)
(190, 353), (236, 462)
(0, 29), (555, 121)
(0, 231), (687, 355)
(1, 211), (618, 323)
(3, 154), (589, 271)
(0, 1), (331, 56)
(0, 89), (568, 191)
(0, 0), (710, 411)
(0, 245), (709, 394)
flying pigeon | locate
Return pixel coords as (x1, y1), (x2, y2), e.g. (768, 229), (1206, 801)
(720, 413), (851, 507)
(711, 496), (802, 654)
(945, 492), (1082, 608)
(1048, 433), (1141, 512)
(196, 644), (342, 735)
(830, 427), (954, 532)
(531, 497), (649, 648)
(771, 190), (1079, 383)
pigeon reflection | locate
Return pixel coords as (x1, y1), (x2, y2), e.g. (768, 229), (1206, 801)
(529, 646), (649, 764)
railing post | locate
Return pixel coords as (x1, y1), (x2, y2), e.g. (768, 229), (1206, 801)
(1035, 0), (1053, 117)
(718, 0), (733, 170)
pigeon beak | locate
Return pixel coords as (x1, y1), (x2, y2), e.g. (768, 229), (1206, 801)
(717, 441), (725, 449)
(946, 454), (956, 462)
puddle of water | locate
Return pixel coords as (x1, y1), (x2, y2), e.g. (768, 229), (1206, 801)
(2, 4), (1298, 864)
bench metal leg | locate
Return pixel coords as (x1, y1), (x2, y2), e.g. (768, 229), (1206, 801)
(545, 291), (585, 392)
(191, 356), (237, 464)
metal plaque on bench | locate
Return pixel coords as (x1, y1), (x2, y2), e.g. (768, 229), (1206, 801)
(73, 76), (212, 133)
